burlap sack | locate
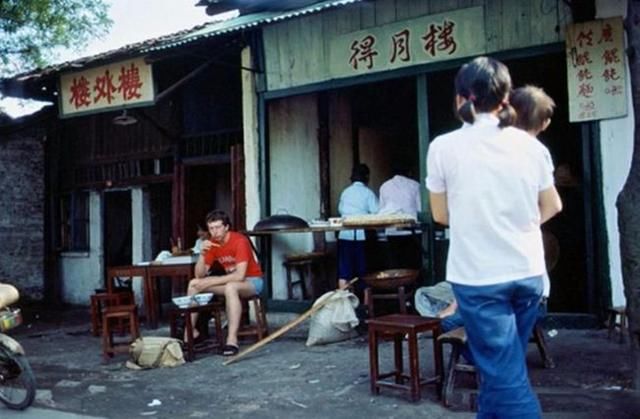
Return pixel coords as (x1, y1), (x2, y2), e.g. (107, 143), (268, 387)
(306, 290), (359, 346)
(126, 337), (185, 370)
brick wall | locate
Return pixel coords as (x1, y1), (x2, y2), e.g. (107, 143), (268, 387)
(0, 125), (45, 300)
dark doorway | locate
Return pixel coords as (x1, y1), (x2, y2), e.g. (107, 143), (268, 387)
(149, 183), (173, 258)
(184, 163), (231, 248)
(104, 191), (132, 268)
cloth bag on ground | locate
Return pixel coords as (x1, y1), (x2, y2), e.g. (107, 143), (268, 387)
(414, 281), (455, 317)
(306, 289), (360, 346)
(126, 337), (185, 370)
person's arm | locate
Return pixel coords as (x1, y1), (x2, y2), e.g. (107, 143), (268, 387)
(429, 192), (449, 225)
(191, 261), (248, 293)
(539, 186), (562, 224)
(194, 254), (211, 278)
(436, 299), (457, 318)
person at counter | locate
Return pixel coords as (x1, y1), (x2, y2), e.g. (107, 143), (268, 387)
(377, 166), (422, 269)
(186, 210), (264, 357)
(337, 163), (379, 290)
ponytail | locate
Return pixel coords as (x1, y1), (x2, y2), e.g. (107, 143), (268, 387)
(498, 102), (516, 128)
(457, 98), (476, 124)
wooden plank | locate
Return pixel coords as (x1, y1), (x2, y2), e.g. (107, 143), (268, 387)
(263, 25), (281, 91)
(484, 0), (502, 52)
(360, 1), (376, 29)
(375, 0), (397, 25)
(428, 0), (458, 14)
(530, 0), (561, 45)
(557, 0), (573, 39)
(501, 0), (530, 50)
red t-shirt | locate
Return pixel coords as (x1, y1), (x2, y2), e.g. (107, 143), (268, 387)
(203, 231), (262, 277)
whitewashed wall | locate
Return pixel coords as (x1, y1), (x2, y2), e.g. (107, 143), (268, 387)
(268, 94), (321, 298)
(60, 187), (151, 305)
(597, 0), (631, 306)
(59, 191), (103, 305)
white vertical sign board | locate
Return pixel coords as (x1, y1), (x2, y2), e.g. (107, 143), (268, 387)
(566, 17), (627, 122)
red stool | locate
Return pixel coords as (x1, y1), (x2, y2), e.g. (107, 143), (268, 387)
(90, 291), (134, 337)
(237, 295), (269, 342)
(102, 304), (140, 359)
(367, 314), (443, 402)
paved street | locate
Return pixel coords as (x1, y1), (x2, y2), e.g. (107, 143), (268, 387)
(1, 304), (638, 418)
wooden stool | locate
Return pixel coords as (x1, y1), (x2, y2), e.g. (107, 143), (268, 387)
(169, 301), (225, 361)
(364, 285), (413, 318)
(90, 291), (134, 337)
(367, 314), (443, 402)
(607, 306), (627, 343)
(283, 252), (326, 300)
(438, 323), (555, 407)
(102, 304), (140, 359)
(530, 323), (555, 368)
(436, 327), (478, 407)
(237, 295), (269, 342)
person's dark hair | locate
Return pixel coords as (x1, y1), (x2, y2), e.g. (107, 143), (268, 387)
(511, 85), (555, 133)
(205, 209), (231, 228)
(454, 56), (515, 127)
(350, 163), (370, 183)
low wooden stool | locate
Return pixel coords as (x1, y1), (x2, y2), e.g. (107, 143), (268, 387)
(283, 252), (326, 300)
(367, 314), (443, 402)
(237, 295), (269, 342)
(436, 327), (478, 407)
(364, 285), (412, 318)
(607, 306), (628, 343)
(169, 302), (225, 361)
(438, 323), (555, 407)
(91, 291), (134, 337)
(102, 304), (140, 359)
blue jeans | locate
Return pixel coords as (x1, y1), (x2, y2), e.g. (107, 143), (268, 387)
(452, 276), (543, 419)
(441, 311), (474, 364)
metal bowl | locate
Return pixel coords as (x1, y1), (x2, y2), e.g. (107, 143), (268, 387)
(253, 214), (309, 231)
(362, 269), (419, 290)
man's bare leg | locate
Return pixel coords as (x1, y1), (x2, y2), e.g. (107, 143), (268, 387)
(223, 281), (258, 348)
(184, 280), (225, 342)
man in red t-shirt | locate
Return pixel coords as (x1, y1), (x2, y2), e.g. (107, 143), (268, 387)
(186, 210), (263, 356)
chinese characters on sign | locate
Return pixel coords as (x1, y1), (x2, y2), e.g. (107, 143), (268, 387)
(566, 17), (626, 122)
(59, 57), (154, 118)
(331, 7), (484, 79)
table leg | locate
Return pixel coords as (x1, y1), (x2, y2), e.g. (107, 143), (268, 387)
(368, 327), (380, 395)
(433, 326), (444, 397)
(145, 273), (159, 329)
(408, 331), (420, 401)
(394, 333), (403, 384)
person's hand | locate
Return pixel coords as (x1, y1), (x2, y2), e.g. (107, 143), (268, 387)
(188, 278), (207, 294)
(200, 239), (214, 253)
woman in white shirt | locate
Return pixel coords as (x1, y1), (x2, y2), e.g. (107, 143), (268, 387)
(426, 56), (562, 418)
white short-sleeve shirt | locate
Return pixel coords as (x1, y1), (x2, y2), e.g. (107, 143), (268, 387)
(426, 114), (555, 286)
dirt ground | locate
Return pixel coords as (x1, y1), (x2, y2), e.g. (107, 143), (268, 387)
(2, 302), (639, 419)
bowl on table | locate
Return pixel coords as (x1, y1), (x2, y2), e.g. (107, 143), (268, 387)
(193, 293), (214, 305)
(361, 269), (419, 290)
(172, 295), (194, 309)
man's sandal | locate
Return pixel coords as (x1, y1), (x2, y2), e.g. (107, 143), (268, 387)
(222, 344), (239, 356)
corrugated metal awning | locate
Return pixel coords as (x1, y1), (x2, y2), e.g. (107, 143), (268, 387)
(1, 0), (362, 90)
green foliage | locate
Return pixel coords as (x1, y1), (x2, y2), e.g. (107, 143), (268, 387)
(0, 0), (113, 76)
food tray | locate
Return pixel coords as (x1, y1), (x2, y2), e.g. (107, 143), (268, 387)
(362, 269), (419, 289)
(342, 214), (416, 226)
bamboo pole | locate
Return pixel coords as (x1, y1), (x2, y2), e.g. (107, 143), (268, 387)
(223, 277), (359, 365)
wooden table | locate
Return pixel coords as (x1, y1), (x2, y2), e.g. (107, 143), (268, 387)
(244, 222), (424, 310)
(107, 262), (196, 329)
